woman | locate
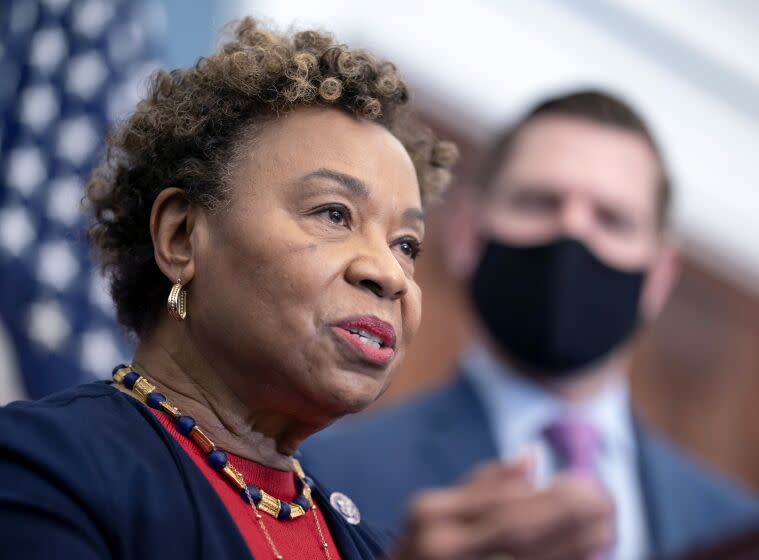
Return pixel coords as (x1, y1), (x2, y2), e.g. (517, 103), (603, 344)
(0, 17), (452, 559)
(0, 18), (614, 560)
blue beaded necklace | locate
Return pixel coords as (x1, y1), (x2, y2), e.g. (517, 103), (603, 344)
(112, 364), (333, 559)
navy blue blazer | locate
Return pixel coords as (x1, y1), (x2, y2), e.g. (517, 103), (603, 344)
(0, 382), (389, 559)
(302, 374), (759, 559)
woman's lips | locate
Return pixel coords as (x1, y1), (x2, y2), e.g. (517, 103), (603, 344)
(332, 316), (397, 367)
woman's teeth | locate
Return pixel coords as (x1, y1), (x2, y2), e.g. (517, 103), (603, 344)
(348, 329), (382, 349)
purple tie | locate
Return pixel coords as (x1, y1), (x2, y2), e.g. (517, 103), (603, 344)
(543, 419), (600, 476)
(544, 419), (611, 559)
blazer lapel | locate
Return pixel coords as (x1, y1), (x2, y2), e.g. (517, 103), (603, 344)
(635, 418), (704, 558)
(311, 481), (390, 560)
(419, 373), (499, 486)
(633, 419), (666, 557)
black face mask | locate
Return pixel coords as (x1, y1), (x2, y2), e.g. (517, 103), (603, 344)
(470, 237), (645, 376)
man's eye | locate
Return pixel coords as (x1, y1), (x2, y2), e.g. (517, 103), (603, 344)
(597, 208), (634, 234)
(513, 193), (559, 212)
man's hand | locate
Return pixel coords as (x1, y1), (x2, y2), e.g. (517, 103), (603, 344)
(392, 460), (614, 560)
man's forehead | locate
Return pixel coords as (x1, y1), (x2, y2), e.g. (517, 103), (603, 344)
(494, 116), (661, 210)
(509, 115), (656, 166)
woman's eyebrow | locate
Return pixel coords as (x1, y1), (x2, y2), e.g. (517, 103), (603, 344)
(402, 208), (424, 226)
(298, 168), (368, 199)
(298, 169), (422, 227)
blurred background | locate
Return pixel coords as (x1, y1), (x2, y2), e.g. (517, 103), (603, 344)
(1, 0), (758, 491)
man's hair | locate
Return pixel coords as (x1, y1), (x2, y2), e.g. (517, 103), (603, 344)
(85, 17), (458, 337)
(477, 90), (671, 228)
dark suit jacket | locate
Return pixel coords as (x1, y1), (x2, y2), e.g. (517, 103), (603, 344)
(302, 374), (759, 559)
(0, 382), (389, 560)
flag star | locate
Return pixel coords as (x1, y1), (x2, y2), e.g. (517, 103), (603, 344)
(73, 0), (116, 39)
(107, 21), (145, 65)
(47, 175), (84, 226)
(5, 145), (47, 196)
(37, 241), (81, 291)
(27, 300), (72, 352)
(107, 60), (158, 120)
(19, 83), (60, 134)
(107, 86), (132, 122)
(56, 115), (99, 166)
(0, 206), (37, 256)
(80, 328), (124, 376)
(29, 27), (68, 75)
(66, 51), (108, 99)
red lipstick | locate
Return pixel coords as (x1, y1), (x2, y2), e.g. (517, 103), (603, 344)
(332, 316), (397, 366)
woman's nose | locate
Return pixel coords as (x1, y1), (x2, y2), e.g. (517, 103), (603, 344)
(345, 240), (408, 300)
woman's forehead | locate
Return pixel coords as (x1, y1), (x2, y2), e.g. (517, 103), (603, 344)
(231, 107), (420, 202)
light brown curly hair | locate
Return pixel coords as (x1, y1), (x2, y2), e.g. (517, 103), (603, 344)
(85, 17), (458, 337)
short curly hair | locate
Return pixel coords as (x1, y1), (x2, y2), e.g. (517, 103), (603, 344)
(86, 17), (458, 337)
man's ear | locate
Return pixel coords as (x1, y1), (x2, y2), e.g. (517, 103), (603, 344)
(150, 188), (199, 284)
(444, 188), (483, 280)
(640, 237), (680, 322)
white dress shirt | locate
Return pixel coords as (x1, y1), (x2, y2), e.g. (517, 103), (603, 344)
(463, 346), (650, 560)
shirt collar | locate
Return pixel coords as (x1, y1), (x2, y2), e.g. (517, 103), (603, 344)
(461, 345), (636, 458)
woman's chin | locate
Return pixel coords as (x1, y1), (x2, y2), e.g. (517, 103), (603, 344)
(320, 369), (392, 416)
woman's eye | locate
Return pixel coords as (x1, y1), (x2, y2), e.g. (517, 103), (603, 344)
(318, 206), (349, 226)
(396, 238), (422, 260)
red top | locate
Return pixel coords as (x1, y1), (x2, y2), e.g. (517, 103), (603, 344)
(153, 411), (342, 560)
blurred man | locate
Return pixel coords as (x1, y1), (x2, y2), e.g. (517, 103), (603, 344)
(303, 90), (759, 558)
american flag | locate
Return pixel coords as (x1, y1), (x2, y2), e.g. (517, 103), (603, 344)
(0, 0), (164, 401)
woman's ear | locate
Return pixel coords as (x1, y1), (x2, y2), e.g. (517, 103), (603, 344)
(640, 237), (680, 322)
(150, 188), (199, 284)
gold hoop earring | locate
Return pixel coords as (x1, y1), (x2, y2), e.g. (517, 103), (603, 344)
(167, 278), (187, 321)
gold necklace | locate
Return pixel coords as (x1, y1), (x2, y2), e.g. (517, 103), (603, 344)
(113, 364), (332, 560)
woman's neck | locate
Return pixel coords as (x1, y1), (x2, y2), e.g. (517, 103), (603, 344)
(128, 328), (308, 472)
